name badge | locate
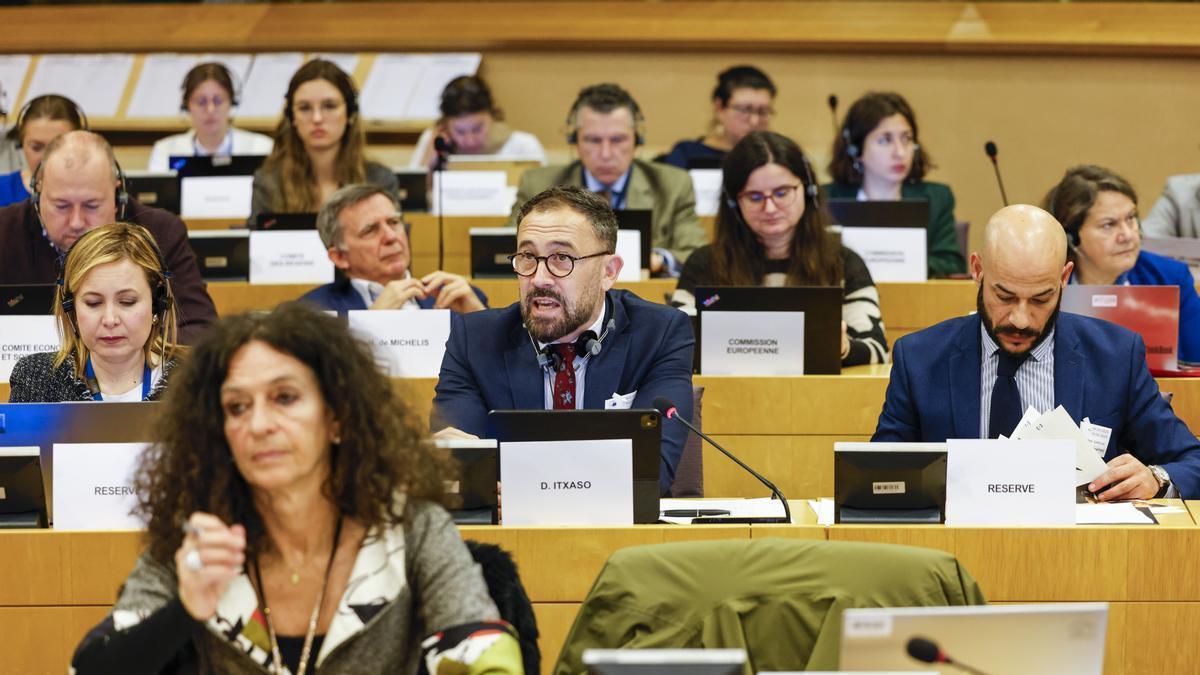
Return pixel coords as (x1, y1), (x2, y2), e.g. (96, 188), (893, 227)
(840, 226), (928, 282)
(431, 171), (516, 216)
(701, 310), (805, 375)
(347, 309), (449, 377)
(249, 230), (335, 284)
(499, 439), (633, 526)
(945, 439), (1075, 526)
(53, 442), (147, 531)
(0, 316), (60, 384)
(180, 175), (254, 219)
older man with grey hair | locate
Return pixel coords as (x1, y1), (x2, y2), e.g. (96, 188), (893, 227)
(300, 183), (486, 313)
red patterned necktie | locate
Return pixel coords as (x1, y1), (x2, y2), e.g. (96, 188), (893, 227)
(551, 344), (578, 410)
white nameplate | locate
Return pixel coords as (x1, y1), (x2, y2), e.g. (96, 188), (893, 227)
(0, 315), (60, 384)
(53, 442), (148, 531)
(499, 438), (633, 526)
(945, 439), (1075, 526)
(180, 175), (254, 219)
(689, 168), (723, 216)
(701, 310), (805, 375)
(615, 229), (642, 281)
(431, 170), (516, 215)
(347, 309), (450, 377)
(841, 226), (928, 282)
(249, 230), (335, 284)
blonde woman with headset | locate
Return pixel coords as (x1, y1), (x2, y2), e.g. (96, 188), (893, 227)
(8, 222), (183, 402)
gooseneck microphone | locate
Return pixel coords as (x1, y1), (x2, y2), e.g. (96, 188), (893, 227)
(983, 140), (1009, 207)
(652, 396), (792, 524)
(906, 637), (991, 675)
(433, 136), (452, 270)
(827, 94), (839, 136)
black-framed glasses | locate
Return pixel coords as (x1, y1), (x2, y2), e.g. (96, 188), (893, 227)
(738, 184), (801, 210)
(508, 250), (611, 278)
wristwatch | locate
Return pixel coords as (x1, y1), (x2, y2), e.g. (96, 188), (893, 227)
(1148, 464), (1171, 498)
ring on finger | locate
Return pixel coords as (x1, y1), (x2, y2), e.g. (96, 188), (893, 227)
(184, 548), (204, 572)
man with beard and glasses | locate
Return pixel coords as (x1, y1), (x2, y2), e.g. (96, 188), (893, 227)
(433, 185), (695, 495)
(872, 204), (1200, 499)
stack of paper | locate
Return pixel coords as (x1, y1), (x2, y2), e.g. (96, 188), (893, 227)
(1003, 405), (1108, 486)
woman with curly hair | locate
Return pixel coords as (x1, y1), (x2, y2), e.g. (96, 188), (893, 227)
(71, 303), (521, 674)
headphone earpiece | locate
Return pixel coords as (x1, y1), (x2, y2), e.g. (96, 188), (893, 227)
(1068, 228), (1081, 249)
(841, 126), (859, 160)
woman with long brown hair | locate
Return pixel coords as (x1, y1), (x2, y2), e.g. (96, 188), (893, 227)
(678, 131), (888, 365)
(249, 59), (399, 223)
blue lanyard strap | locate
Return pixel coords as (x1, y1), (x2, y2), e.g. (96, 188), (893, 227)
(85, 358), (153, 401)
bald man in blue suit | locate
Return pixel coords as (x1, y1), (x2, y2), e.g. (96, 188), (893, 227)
(874, 205), (1200, 499)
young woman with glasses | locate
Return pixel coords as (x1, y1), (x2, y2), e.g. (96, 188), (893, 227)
(677, 131), (889, 366)
(660, 65), (776, 170)
(825, 91), (965, 277)
(249, 59), (399, 224)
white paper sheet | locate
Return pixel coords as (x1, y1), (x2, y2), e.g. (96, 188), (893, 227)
(25, 54), (135, 117)
(1011, 405), (1107, 486)
(309, 53), (359, 79)
(238, 53), (304, 118)
(690, 169), (723, 217)
(807, 498), (835, 525)
(403, 53), (482, 119)
(359, 54), (424, 120)
(1075, 503), (1155, 525)
(0, 55), (32, 113)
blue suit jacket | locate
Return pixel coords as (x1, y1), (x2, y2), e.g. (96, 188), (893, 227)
(1123, 250), (1200, 364)
(433, 289), (695, 495)
(873, 312), (1200, 497)
(300, 277), (487, 313)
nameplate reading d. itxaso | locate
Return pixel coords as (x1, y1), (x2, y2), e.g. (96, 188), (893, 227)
(53, 442), (148, 531)
(499, 439), (633, 526)
(945, 439), (1075, 526)
(347, 309), (450, 378)
(701, 310), (805, 375)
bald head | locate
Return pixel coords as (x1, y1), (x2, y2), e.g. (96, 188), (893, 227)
(40, 130), (119, 184)
(980, 204), (1067, 273)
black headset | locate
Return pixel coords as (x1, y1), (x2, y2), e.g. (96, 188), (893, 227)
(58, 227), (174, 335)
(9, 95), (89, 146)
(31, 155), (129, 225)
(841, 126), (859, 160)
(723, 149), (821, 216)
(565, 91), (645, 147)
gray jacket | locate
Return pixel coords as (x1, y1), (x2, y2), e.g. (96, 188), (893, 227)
(248, 160), (399, 225)
(1143, 173), (1200, 239)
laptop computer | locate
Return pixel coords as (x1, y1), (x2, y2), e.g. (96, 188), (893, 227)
(693, 286), (843, 374)
(833, 442), (948, 524)
(0, 447), (46, 528)
(583, 649), (745, 675)
(470, 227), (517, 278)
(0, 401), (162, 524)
(1061, 285), (1193, 373)
(839, 603), (1108, 674)
(485, 409), (662, 523)
(395, 169), (430, 212)
(254, 212), (318, 230)
(169, 154), (266, 176)
(826, 198), (930, 282)
(188, 230), (251, 281)
(616, 209), (653, 274)
(0, 284), (56, 316)
(124, 170), (180, 214)
(826, 199), (930, 229)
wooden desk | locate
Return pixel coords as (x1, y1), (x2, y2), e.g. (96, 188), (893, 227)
(3, 506), (1193, 675)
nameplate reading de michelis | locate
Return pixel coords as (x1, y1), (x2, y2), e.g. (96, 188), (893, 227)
(0, 316), (60, 383)
(840, 226), (928, 282)
(53, 442), (148, 531)
(249, 230), (335, 284)
(945, 438), (1075, 526)
(346, 309), (450, 378)
(499, 439), (634, 526)
(700, 310), (805, 375)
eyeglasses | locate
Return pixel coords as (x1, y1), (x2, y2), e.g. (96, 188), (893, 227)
(189, 95), (229, 110)
(292, 100), (345, 119)
(728, 103), (775, 119)
(738, 184), (802, 210)
(508, 251), (610, 278)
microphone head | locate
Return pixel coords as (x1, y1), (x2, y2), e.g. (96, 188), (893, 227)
(906, 637), (944, 664)
(827, 94), (838, 111)
(651, 396), (677, 419)
(984, 140), (998, 159)
(434, 136), (452, 154)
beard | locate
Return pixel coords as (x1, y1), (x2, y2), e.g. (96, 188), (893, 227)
(977, 281), (1061, 357)
(522, 283), (601, 343)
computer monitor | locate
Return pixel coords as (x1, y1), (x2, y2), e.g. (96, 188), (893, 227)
(395, 169), (430, 212)
(826, 198), (931, 282)
(470, 227), (517, 278)
(0, 284), (56, 316)
(0, 447), (46, 528)
(188, 230), (251, 281)
(583, 649), (745, 675)
(254, 212), (318, 230)
(433, 438), (499, 524)
(833, 442), (948, 524)
(169, 154), (266, 176)
(839, 603), (1108, 674)
(826, 199), (930, 229)
(124, 170), (181, 214)
(693, 286), (843, 374)
(486, 409), (662, 523)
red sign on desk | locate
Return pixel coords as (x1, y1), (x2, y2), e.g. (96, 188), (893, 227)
(1062, 285), (1179, 371)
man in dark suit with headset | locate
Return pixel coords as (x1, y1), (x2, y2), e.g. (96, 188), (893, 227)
(510, 83), (706, 278)
(0, 131), (217, 343)
(435, 185), (695, 495)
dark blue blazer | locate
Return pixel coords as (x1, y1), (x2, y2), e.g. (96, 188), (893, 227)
(872, 311), (1200, 497)
(300, 277), (487, 313)
(433, 289), (695, 495)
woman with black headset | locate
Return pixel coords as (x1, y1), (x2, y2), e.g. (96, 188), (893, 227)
(248, 59), (398, 224)
(676, 131), (889, 366)
(825, 91), (965, 277)
(8, 222), (183, 402)
(0, 94), (86, 207)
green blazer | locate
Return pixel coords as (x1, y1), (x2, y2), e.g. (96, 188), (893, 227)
(824, 180), (966, 277)
(511, 159), (708, 265)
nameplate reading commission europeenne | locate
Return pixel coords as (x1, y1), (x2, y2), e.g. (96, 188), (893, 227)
(701, 310), (805, 375)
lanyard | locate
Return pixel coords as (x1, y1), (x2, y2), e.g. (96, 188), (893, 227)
(85, 358), (152, 401)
